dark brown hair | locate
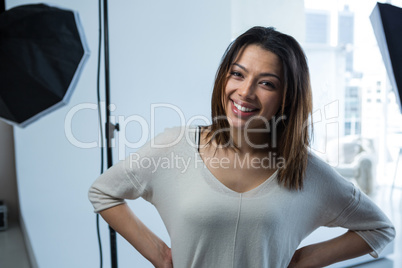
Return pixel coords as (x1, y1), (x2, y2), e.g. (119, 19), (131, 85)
(206, 26), (313, 190)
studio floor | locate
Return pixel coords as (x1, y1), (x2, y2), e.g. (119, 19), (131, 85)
(0, 221), (30, 268)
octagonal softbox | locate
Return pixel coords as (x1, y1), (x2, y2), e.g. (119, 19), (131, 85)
(0, 4), (90, 127)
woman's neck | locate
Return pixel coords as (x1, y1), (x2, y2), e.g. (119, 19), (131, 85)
(230, 126), (279, 156)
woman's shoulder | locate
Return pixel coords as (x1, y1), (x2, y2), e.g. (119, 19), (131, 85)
(306, 151), (334, 172)
(302, 151), (357, 215)
(136, 125), (199, 154)
(304, 151), (354, 191)
(306, 151), (341, 176)
(153, 125), (198, 145)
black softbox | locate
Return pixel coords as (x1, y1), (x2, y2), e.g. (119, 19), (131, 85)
(0, 4), (89, 127)
(370, 2), (402, 112)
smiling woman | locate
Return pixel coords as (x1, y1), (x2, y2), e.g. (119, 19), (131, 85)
(225, 45), (283, 130)
(88, 27), (395, 268)
(207, 27), (312, 190)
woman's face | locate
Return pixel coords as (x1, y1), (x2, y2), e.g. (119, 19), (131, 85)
(224, 44), (284, 130)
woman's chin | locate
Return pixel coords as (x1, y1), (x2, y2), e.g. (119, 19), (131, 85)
(227, 118), (246, 129)
(227, 117), (268, 130)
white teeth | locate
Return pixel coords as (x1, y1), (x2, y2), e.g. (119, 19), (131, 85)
(233, 101), (256, 112)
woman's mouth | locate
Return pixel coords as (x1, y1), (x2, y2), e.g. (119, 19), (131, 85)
(231, 100), (259, 117)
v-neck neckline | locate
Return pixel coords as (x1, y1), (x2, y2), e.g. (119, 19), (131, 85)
(192, 126), (278, 198)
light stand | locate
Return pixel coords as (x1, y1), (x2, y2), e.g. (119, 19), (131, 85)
(102, 0), (120, 267)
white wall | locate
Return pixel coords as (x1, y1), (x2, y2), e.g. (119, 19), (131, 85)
(231, 0), (305, 42)
(9, 0), (231, 267)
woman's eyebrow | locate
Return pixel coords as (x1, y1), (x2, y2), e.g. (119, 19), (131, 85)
(233, 63), (281, 82)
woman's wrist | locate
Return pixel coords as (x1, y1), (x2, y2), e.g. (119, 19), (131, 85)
(289, 231), (372, 268)
(147, 238), (172, 268)
(144, 235), (172, 268)
(289, 244), (324, 268)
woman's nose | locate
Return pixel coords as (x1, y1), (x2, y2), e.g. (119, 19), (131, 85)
(238, 80), (255, 98)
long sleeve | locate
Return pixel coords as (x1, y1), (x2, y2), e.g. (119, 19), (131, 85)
(88, 158), (147, 213)
(326, 185), (395, 258)
(307, 154), (396, 258)
(88, 126), (186, 213)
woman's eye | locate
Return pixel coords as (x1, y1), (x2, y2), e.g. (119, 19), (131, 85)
(261, 81), (276, 89)
(230, 71), (242, 78)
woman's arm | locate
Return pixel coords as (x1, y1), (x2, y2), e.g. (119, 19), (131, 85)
(100, 204), (173, 268)
(288, 231), (372, 268)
